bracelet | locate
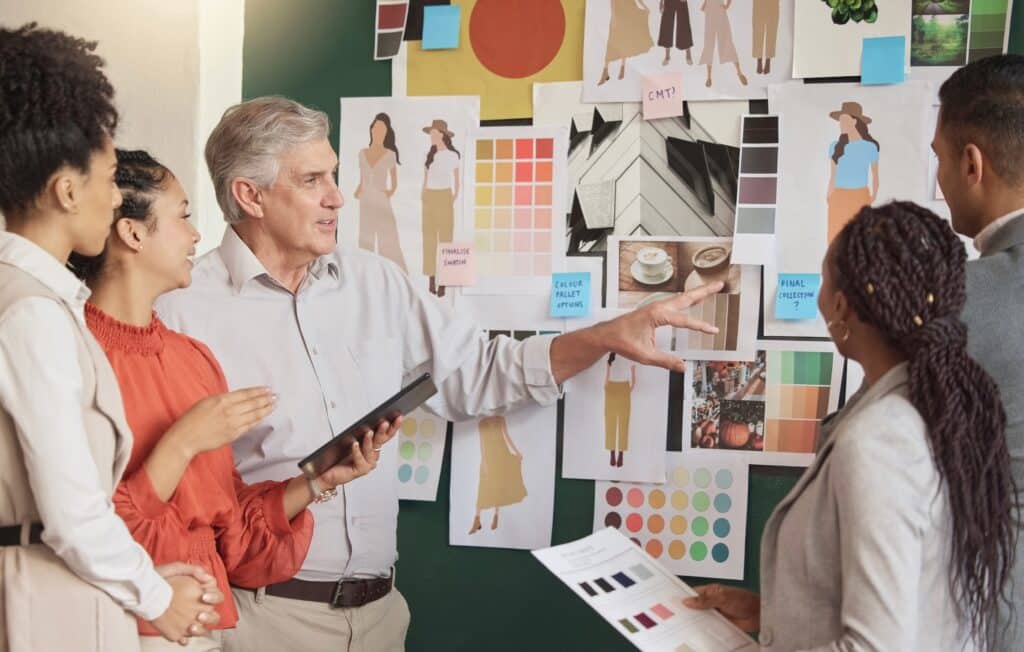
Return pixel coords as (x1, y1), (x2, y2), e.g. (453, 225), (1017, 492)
(308, 476), (338, 504)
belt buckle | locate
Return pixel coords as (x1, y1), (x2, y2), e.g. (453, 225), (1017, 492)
(329, 578), (365, 609)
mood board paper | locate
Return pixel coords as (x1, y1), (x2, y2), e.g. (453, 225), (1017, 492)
(730, 114), (780, 265)
(397, 0), (586, 120)
(684, 339), (844, 467)
(562, 312), (671, 483)
(533, 527), (758, 652)
(396, 407), (448, 501)
(375, 1), (410, 60)
(582, 0), (796, 103)
(460, 125), (570, 294)
(764, 81), (932, 338)
(593, 453), (749, 580)
(792, 0), (911, 78)
(338, 96), (480, 286)
(449, 328), (561, 550)
(609, 236), (759, 361)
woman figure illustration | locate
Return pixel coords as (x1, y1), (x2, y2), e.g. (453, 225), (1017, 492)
(599, 0), (654, 85)
(604, 353), (637, 467)
(659, 0), (693, 66)
(698, 0), (747, 88)
(421, 119), (460, 296)
(469, 416), (527, 534)
(355, 113), (407, 272)
(826, 102), (880, 243)
(752, 0), (780, 75)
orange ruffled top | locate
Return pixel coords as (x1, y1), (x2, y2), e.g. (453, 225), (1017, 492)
(86, 303), (313, 634)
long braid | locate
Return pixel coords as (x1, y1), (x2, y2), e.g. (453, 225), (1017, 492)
(833, 201), (1017, 645)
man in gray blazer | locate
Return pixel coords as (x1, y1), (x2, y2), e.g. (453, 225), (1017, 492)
(934, 54), (1024, 651)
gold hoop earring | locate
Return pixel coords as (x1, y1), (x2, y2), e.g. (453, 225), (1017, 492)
(826, 319), (851, 343)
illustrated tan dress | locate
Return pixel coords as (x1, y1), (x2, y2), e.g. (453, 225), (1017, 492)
(752, 0), (780, 60)
(0, 264), (140, 652)
(604, 377), (632, 452)
(699, 0), (739, 65)
(422, 149), (459, 276)
(358, 149), (407, 272)
(475, 416), (527, 511)
(606, 0), (654, 63)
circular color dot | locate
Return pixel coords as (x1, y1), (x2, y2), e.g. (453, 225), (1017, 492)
(671, 467), (691, 487)
(690, 541), (708, 561)
(604, 512), (623, 529)
(692, 517), (709, 536)
(713, 518), (731, 538)
(693, 491), (711, 512)
(714, 493), (732, 513)
(626, 513), (644, 533)
(605, 486), (623, 507)
(668, 540), (686, 560)
(671, 491), (689, 510)
(400, 418), (418, 436)
(630, 537), (642, 547)
(645, 538), (664, 559)
(417, 442), (433, 461)
(420, 419), (436, 437)
(627, 488), (645, 508)
(694, 468), (712, 488)
(648, 514), (665, 534)
(712, 543), (730, 563)
(399, 441), (416, 460)
(648, 489), (666, 509)
(670, 515), (688, 535)
(715, 469), (733, 489)
(398, 464), (413, 483)
(414, 465), (430, 484)
(469, 0), (566, 79)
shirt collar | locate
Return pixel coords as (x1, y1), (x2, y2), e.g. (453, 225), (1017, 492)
(0, 231), (91, 307)
(218, 225), (340, 294)
(973, 209), (1024, 254)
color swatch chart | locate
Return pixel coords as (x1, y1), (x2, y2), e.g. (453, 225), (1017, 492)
(968, 0), (1012, 63)
(396, 407), (447, 501)
(463, 126), (567, 294)
(764, 350), (835, 455)
(594, 454), (749, 580)
(374, 1), (408, 60)
(533, 528), (758, 652)
(730, 115), (780, 266)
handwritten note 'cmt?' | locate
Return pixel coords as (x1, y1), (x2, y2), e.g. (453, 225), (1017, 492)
(776, 273), (822, 320)
(436, 242), (476, 287)
(549, 272), (591, 318)
(642, 73), (684, 120)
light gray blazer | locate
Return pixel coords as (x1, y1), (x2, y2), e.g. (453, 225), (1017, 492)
(758, 364), (974, 651)
(963, 214), (1024, 652)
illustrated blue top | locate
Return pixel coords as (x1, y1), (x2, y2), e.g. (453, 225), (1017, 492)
(828, 139), (879, 189)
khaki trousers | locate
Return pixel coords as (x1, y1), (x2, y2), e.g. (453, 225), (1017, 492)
(140, 631), (224, 652)
(222, 586), (410, 652)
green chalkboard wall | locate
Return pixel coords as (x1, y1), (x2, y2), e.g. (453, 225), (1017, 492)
(242, 2), (1024, 649)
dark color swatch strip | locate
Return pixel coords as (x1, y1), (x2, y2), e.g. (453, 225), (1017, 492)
(612, 571), (635, 588)
(739, 147), (778, 174)
(594, 577), (615, 593)
(619, 618), (638, 634)
(742, 116), (779, 144)
(635, 612), (657, 629)
(579, 581), (597, 598)
(738, 176), (777, 204)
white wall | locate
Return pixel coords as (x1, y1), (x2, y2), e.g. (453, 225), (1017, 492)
(0, 0), (243, 251)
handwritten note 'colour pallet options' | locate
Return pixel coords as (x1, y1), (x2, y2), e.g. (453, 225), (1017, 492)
(594, 453), (749, 581)
(461, 126), (568, 295)
(533, 528), (758, 652)
(730, 115), (780, 266)
(396, 407), (447, 502)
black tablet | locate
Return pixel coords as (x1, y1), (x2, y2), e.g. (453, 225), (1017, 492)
(298, 373), (438, 478)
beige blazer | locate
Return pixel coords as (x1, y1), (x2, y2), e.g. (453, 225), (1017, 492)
(0, 263), (140, 652)
(758, 363), (975, 651)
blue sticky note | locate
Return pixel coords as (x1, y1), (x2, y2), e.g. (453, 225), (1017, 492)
(861, 36), (905, 85)
(776, 274), (822, 320)
(422, 5), (461, 50)
(550, 272), (591, 318)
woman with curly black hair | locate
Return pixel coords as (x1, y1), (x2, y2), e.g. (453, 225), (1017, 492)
(0, 23), (223, 650)
(685, 201), (1017, 650)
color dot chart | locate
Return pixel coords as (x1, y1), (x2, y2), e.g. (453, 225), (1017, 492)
(396, 406), (447, 502)
(594, 452), (749, 580)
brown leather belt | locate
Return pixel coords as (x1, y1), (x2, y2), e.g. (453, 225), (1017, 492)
(0, 523), (43, 546)
(258, 572), (393, 609)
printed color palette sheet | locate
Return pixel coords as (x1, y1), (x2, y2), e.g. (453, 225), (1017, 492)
(594, 453), (749, 580)
(396, 407), (447, 501)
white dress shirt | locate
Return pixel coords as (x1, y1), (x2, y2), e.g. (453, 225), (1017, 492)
(156, 227), (560, 581)
(0, 231), (172, 620)
(974, 209), (1024, 254)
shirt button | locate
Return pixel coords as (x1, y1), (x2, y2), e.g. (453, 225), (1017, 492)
(330, 401), (337, 409)
(311, 346), (319, 355)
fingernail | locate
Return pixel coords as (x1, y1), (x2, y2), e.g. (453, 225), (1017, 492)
(202, 593), (216, 602)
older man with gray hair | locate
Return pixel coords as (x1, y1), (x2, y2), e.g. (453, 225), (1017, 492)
(157, 96), (722, 651)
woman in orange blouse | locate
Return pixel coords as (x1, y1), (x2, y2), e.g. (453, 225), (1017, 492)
(69, 149), (397, 651)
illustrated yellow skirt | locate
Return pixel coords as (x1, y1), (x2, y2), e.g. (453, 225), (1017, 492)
(604, 381), (632, 451)
(827, 187), (871, 243)
(422, 188), (454, 276)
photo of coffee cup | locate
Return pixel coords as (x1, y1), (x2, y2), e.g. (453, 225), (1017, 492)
(635, 246), (672, 280)
(691, 245), (730, 274)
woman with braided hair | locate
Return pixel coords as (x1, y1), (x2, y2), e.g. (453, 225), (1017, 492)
(685, 201), (1016, 650)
